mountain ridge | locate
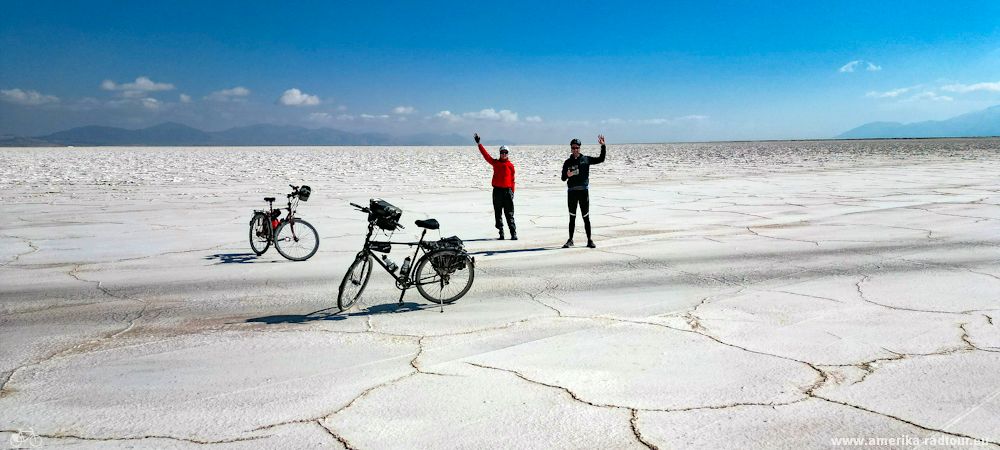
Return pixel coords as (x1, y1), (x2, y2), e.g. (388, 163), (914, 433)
(0, 122), (487, 147)
(838, 105), (1000, 139)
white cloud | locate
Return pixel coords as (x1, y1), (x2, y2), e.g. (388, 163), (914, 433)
(839, 60), (861, 73)
(0, 88), (59, 105)
(205, 86), (250, 102)
(434, 110), (461, 122)
(360, 113), (389, 119)
(278, 88), (320, 106)
(308, 112), (332, 122)
(179, 93), (192, 103)
(601, 115), (708, 126)
(140, 97), (161, 110)
(101, 76), (174, 93)
(463, 108), (519, 122)
(839, 60), (881, 73)
(392, 105), (415, 114)
(865, 87), (913, 98)
(525, 115), (543, 123)
(336, 114), (354, 120)
(909, 91), (952, 102)
(940, 81), (1000, 93)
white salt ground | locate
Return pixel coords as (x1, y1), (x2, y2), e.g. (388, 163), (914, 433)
(1, 140), (998, 448)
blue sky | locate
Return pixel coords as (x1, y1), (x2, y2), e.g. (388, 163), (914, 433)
(2, 0), (999, 142)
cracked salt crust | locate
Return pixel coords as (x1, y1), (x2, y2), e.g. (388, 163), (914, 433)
(1, 141), (999, 447)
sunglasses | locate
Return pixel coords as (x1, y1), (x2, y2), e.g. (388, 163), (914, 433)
(571, 146), (581, 150)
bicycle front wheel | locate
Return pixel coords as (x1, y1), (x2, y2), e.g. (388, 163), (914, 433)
(415, 249), (475, 304)
(338, 253), (373, 311)
(249, 213), (272, 256)
(274, 218), (319, 261)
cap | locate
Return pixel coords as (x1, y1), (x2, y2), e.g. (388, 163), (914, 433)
(499, 145), (509, 153)
(570, 138), (582, 147)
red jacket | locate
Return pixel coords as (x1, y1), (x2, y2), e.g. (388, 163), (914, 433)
(478, 143), (515, 191)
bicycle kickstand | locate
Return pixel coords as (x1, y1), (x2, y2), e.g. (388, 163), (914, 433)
(397, 288), (406, 305)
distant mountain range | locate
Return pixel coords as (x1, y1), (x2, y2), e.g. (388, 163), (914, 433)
(838, 105), (1000, 139)
(0, 122), (491, 147)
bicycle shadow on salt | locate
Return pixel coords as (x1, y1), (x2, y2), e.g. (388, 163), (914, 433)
(244, 302), (436, 324)
(204, 253), (269, 264)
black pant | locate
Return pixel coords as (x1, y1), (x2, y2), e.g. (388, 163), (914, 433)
(567, 189), (591, 240)
(492, 187), (516, 233)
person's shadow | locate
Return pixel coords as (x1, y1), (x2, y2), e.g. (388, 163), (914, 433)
(244, 301), (433, 324)
(468, 247), (556, 256)
(204, 253), (260, 264)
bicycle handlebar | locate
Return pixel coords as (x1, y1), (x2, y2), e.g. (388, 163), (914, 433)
(348, 201), (403, 229)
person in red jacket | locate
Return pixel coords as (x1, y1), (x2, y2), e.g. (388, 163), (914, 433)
(474, 132), (517, 240)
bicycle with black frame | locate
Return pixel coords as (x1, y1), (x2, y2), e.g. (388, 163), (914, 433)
(249, 185), (320, 261)
(337, 199), (475, 311)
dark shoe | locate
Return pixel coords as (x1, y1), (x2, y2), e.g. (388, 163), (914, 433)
(510, 233), (518, 241)
(562, 239), (574, 248)
(498, 230), (505, 240)
(587, 240), (596, 248)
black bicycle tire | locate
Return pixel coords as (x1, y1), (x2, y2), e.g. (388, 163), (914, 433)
(249, 213), (271, 256)
(274, 218), (320, 261)
(414, 249), (475, 304)
(338, 253), (373, 311)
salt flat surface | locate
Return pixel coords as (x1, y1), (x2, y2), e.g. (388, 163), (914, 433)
(1, 140), (999, 448)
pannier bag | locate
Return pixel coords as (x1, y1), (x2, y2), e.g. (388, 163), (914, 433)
(423, 236), (464, 252)
(297, 186), (311, 202)
(369, 199), (402, 230)
(429, 248), (468, 273)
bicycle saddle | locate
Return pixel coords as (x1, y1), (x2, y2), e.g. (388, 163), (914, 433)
(264, 197), (276, 202)
(415, 219), (440, 230)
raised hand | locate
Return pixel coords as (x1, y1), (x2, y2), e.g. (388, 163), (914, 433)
(598, 134), (605, 146)
(474, 133), (481, 144)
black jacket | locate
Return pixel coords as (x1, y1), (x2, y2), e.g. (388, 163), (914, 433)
(561, 145), (606, 190)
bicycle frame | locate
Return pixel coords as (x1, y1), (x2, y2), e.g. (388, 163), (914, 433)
(356, 222), (431, 288)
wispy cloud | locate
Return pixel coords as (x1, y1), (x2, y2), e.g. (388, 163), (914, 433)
(179, 94), (192, 103)
(392, 105), (415, 114)
(908, 91), (952, 102)
(940, 81), (1000, 93)
(360, 113), (389, 119)
(865, 87), (913, 98)
(308, 112), (332, 122)
(462, 108), (519, 122)
(278, 88), (320, 106)
(525, 115), (543, 123)
(601, 115), (708, 126)
(101, 77), (174, 96)
(0, 88), (59, 105)
(205, 86), (250, 102)
(839, 60), (881, 73)
(434, 110), (460, 122)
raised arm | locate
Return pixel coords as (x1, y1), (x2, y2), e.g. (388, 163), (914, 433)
(474, 132), (497, 165)
(590, 134), (607, 165)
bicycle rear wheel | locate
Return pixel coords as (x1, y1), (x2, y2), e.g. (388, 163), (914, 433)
(249, 213), (271, 255)
(338, 253), (373, 311)
(274, 218), (319, 261)
(415, 249), (475, 304)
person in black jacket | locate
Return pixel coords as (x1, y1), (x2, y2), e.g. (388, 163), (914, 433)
(561, 135), (606, 248)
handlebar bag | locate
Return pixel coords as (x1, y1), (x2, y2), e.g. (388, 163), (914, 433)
(369, 199), (402, 230)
